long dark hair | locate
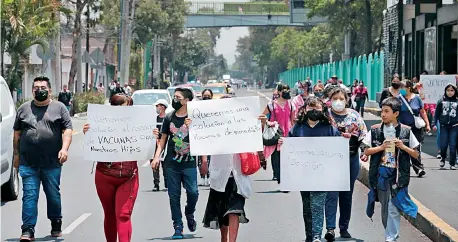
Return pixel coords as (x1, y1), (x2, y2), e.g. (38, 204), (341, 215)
(202, 88), (214, 98)
(110, 94), (133, 106)
(296, 96), (332, 125)
(443, 84), (458, 100)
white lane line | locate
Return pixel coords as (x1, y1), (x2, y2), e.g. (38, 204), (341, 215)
(142, 160), (150, 168)
(62, 213), (91, 235)
(257, 91), (272, 101)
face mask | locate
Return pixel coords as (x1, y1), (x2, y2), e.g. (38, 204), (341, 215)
(202, 96), (211, 100)
(314, 92), (324, 98)
(34, 89), (49, 102)
(172, 99), (183, 110)
(307, 110), (322, 121)
(391, 82), (400, 89)
(332, 100), (346, 112)
(298, 89), (304, 95)
(400, 89), (407, 96)
(281, 92), (291, 100)
(156, 108), (161, 115)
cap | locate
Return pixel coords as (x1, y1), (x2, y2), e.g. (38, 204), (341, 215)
(331, 75), (338, 78)
(154, 99), (169, 108)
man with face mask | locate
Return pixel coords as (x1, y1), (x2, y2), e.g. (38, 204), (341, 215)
(151, 99), (169, 191)
(13, 76), (73, 241)
(152, 88), (207, 239)
(57, 84), (72, 112)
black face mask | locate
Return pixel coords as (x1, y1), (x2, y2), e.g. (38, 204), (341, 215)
(314, 92), (324, 98)
(391, 82), (400, 89)
(34, 90), (49, 102)
(307, 110), (322, 121)
(281, 92), (291, 100)
(172, 99), (183, 110)
(202, 97), (211, 100)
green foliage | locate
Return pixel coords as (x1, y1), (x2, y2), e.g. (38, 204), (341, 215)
(72, 92), (105, 113)
(223, 2), (289, 15)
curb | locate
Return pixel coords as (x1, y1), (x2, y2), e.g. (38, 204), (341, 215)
(358, 161), (458, 242)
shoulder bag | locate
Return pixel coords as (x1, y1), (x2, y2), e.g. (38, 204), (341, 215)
(399, 95), (426, 129)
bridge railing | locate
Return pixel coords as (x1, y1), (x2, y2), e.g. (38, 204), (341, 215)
(187, 1), (290, 15)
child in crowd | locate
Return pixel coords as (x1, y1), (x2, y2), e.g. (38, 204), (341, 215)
(364, 97), (418, 242)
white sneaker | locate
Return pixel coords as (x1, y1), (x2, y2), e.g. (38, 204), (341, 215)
(198, 178), (205, 186)
(312, 239), (321, 242)
(451, 165), (456, 170)
(204, 177), (210, 186)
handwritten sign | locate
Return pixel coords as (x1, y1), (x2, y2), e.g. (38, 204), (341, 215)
(84, 104), (157, 162)
(420, 75), (456, 104)
(187, 96), (263, 155)
(280, 137), (350, 191)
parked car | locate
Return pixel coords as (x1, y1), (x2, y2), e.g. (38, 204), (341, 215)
(0, 76), (19, 201)
(131, 89), (173, 113)
(177, 83), (203, 99)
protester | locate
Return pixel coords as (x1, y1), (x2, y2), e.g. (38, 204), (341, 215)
(124, 83), (132, 96)
(295, 80), (302, 96)
(82, 94), (138, 242)
(353, 81), (369, 117)
(313, 84), (325, 102)
(110, 81), (125, 101)
(14, 76), (73, 241)
(283, 96), (347, 242)
(324, 75), (339, 97)
(97, 83), (105, 94)
(152, 88), (207, 239)
(57, 84), (72, 111)
(364, 97), (419, 242)
(198, 89), (214, 186)
(398, 80), (430, 177)
(261, 83), (295, 185)
(292, 82), (312, 118)
(199, 95), (256, 242)
(325, 88), (368, 241)
(432, 84), (458, 170)
(379, 75), (401, 106)
(152, 99), (169, 191)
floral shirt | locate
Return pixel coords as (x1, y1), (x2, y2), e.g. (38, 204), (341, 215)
(330, 109), (367, 141)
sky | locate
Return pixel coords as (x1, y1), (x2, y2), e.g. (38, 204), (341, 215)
(195, 0), (250, 66)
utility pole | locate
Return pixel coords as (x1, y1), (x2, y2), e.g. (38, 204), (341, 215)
(117, 0), (123, 82)
(76, 36), (83, 93)
(119, 0), (130, 85)
(119, 0), (137, 86)
(85, 4), (90, 91)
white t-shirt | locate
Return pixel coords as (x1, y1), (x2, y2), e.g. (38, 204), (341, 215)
(362, 130), (420, 149)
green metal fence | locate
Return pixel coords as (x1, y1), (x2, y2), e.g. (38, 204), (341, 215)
(279, 51), (384, 101)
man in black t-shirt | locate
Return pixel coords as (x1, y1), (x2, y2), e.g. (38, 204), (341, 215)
(152, 88), (207, 239)
(152, 99), (168, 191)
(57, 84), (72, 111)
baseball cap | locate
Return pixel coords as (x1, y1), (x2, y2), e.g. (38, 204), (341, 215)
(154, 99), (169, 108)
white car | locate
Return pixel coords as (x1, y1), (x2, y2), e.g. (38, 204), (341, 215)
(131, 89), (173, 113)
(0, 76), (19, 201)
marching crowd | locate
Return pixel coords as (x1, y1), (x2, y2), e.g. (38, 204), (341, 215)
(11, 73), (458, 242)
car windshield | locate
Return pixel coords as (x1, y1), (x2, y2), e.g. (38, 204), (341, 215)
(132, 92), (169, 105)
(191, 85), (202, 92)
(204, 86), (226, 94)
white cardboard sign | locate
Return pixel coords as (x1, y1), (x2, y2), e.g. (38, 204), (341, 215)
(280, 137), (350, 191)
(84, 104), (157, 162)
(187, 96), (263, 155)
(420, 75), (456, 104)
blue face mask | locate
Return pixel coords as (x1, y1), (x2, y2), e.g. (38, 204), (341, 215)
(298, 89), (304, 95)
(400, 89), (407, 96)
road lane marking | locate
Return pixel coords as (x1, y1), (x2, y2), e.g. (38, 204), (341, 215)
(62, 213), (91, 235)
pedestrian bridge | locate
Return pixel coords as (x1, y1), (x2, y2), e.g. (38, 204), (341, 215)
(184, 1), (327, 28)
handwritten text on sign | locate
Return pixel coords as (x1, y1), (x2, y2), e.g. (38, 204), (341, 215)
(280, 137), (350, 191)
(420, 75), (456, 104)
(84, 104), (157, 162)
(187, 96), (263, 155)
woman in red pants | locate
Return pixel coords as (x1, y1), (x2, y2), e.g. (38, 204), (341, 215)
(83, 94), (139, 242)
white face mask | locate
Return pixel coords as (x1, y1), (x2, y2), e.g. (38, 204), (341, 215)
(332, 100), (346, 112)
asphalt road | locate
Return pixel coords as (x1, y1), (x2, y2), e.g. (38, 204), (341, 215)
(0, 89), (431, 242)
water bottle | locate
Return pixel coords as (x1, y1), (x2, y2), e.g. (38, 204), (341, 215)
(383, 124), (396, 166)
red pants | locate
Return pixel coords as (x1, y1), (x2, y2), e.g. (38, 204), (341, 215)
(95, 169), (139, 242)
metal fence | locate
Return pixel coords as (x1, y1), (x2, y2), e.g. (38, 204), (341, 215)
(279, 51), (385, 101)
(187, 2), (290, 15)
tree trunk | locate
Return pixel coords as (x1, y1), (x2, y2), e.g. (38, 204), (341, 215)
(365, 0), (373, 55)
(68, 0), (83, 93)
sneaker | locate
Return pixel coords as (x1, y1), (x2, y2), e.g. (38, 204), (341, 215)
(418, 169), (426, 177)
(437, 153), (442, 159)
(313, 239), (321, 242)
(340, 230), (352, 238)
(186, 214), (197, 232)
(324, 229), (335, 241)
(451, 165), (456, 170)
(172, 226), (184, 239)
(272, 176), (277, 181)
(198, 178), (205, 186)
(153, 185), (160, 192)
(440, 160), (446, 169)
(50, 219), (62, 237)
(20, 228), (35, 241)
(204, 177), (209, 186)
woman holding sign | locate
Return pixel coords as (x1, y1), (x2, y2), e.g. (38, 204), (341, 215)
(324, 87), (368, 241)
(82, 94), (139, 242)
(280, 96), (349, 242)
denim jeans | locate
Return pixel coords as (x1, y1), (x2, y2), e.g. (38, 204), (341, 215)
(19, 165), (62, 231)
(166, 167), (199, 228)
(440, 125), (458, 166)
(356, 99), (366, 117)
(436, 121), (441, 151)
(325, 154), (360, 231)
